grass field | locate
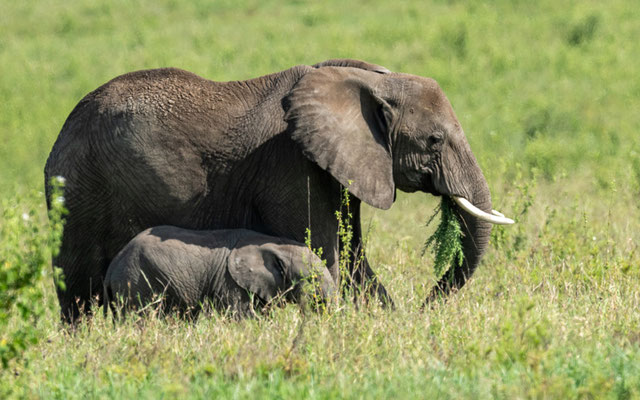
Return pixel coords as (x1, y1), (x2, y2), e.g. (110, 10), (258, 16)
(1, 0), (639, 398)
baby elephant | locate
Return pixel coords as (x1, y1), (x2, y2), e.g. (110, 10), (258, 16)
(104, 226), (335, 317)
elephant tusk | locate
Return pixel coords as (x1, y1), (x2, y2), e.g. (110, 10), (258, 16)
(452, 196), (515, 225)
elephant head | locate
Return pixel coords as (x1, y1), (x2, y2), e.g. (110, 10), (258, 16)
(228, 237), (335, 305)
(285, 66), (513, 300)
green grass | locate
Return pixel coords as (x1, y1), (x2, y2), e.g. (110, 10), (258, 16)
(2, 0), (640, 398)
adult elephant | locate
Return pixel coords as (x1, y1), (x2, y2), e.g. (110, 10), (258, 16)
(45, 59), (512, 322)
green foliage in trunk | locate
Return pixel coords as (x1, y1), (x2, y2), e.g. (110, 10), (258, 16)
(423, 197), (464, 280)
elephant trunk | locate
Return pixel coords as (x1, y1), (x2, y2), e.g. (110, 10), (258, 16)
(426, 132), (494, 303)
(426, 179), (492, 303)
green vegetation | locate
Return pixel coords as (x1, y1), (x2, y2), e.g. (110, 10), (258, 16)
(1, 0), (639, 397)
(422, 197), (464, 280)
(0, 178), (65, 368)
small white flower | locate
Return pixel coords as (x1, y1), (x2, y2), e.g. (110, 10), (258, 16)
(54, 176), (66, 184)
(55, 196), (65, 205)
(22, 213), (30, 221)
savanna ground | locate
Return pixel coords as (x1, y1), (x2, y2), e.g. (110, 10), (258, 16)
(1, 0), (639, 398)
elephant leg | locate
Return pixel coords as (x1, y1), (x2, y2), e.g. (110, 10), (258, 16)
(340, 196), (393, 307)
(250, 152), (393, 306)
(52, 189), (115, 323)
(54, 235), (108, 323)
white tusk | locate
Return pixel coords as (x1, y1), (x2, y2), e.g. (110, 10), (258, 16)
(452, 196), (515, 225)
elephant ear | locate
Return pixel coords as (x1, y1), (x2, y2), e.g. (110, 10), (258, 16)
(285, 66), (396, 210)
(227, 237), (286, 303)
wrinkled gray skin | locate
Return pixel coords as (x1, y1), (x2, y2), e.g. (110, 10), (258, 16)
(45, 58), (492, 322)
(104, 226), (334, 317)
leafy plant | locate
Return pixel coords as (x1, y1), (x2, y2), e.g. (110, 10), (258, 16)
(0, 177), (66, 368)
(335, 184), (355, 289)
(422, 197), (464, 280)
(302, 227), (328, 312)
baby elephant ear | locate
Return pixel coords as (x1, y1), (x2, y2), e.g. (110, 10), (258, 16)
(228, 238), (286, 303)
(285, 66), (396, 210)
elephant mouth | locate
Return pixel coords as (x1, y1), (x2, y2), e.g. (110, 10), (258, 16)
(421, 175), (514, 225)
(420, 174), (441, 197)
(451, 196), (514, 225)
(421, 170), (515, 225)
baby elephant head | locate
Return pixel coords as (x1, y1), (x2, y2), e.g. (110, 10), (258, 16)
(228, 235), (336, 308)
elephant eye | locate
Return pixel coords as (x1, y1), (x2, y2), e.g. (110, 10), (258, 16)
(428, 132), (444, 148)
